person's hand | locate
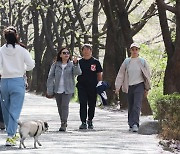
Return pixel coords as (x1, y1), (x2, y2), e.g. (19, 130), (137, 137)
(73, 56), (78, 64)
(144, 90), (148, 97)
(46, 93), (54, 99)
(114, 89), (120, 95)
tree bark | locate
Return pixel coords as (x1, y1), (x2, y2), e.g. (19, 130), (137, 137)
(100, 0), (131, 106)
(92, 0), (100, 59)
(156, 0), (180, 94)
(30, 1), (43, 91)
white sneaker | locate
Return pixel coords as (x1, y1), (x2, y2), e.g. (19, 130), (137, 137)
(132, 125), (138, 132)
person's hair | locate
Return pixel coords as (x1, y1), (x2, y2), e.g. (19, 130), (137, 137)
(3, 26), (26, 48)
(56, 47), (71, 62)
(81, 43), (92, 51)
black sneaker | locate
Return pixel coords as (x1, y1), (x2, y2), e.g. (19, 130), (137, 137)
(59, 122), (67, 132)
(79, 122), (87, 129)
(129, 126), (132, 132)
(0, 122), (5, 130)
(87, 120), (93, 129)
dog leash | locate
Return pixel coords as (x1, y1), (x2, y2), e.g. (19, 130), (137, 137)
(34, 125), (40, 136)
(33, 121), (46, 136)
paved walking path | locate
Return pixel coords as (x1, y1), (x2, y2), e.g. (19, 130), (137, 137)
(0, 93), (171, 154)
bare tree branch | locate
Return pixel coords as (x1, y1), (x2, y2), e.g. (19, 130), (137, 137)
(128, 0), (143, 14)
(131, 2), (157, 36)
(157, 0), (176, 14)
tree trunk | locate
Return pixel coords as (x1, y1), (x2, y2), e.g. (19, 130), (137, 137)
(173, 3), (180, 92)
(156, 0), (180, 94)
(92, 0), (100, 59)
(0, 5), (8, 46)
(72, 0), (89, 43)
(30, 1), (45, 92)
(100, 0), (132, 107)
(141, 96), (152, 115)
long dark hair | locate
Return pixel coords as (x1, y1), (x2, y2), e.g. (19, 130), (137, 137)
(3, 26), (26, 48)
(56, 47), (71, 62)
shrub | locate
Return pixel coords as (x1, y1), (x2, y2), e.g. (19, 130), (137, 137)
(155, 93), (180, 140)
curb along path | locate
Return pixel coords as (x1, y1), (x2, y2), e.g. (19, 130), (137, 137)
(0, 93), (171, 154)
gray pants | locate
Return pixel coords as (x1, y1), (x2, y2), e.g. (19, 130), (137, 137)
(55, 93), (72, 123)
(127, 82), (144, 128)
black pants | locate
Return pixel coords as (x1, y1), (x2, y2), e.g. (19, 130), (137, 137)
(77, 84), (97, 123)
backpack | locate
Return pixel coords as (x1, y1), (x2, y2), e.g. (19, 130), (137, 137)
(124, 57), (145, 69)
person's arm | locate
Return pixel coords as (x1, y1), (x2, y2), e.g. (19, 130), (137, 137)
(46, 63), (56, 97)
(24, 49), (35, 71)
(72, 57), (82, 76)
(115, 61), (126, 94)
(97, 72), (103, 81)
(96, 60), (103, 81)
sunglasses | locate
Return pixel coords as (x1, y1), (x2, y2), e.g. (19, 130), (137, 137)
(62, 51), (70, 55)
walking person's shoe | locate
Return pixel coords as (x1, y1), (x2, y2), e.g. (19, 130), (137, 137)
(132, 124), (139, 132)
(129, 126), (133, 132)
(59, 122), (67, 132)
(12, 133), (20, 141)
(0, 122), (5, 130)
(5, 137), (16, 146)
(79, 122), (87, 129)
(87, 120), (94, 129)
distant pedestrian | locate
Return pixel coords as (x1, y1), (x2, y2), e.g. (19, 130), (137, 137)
(0, 26), (35, 146)
(46, 47), (82, 131)
(77, 44), (103, 129)
(115, 43), (151, 132)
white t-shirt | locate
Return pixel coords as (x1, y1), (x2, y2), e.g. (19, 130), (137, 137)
(57, 64), (67, 93)
(127, 58), (144, 86)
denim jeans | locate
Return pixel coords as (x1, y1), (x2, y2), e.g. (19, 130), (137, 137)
(0, 80), (4, 123)
(1, 77), (25, 137)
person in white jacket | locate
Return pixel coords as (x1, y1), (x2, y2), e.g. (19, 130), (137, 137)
(0, 26), (35, 146)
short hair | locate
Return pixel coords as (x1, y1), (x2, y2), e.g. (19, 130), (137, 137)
(81, 43), (92, 51)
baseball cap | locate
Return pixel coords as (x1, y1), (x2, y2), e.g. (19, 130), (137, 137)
(130, 43), (140, 49)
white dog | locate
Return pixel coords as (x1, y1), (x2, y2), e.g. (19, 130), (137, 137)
(18, 120), (49, 149)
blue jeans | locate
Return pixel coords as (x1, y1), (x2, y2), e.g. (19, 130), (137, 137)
(0, 81), (5, 126)
(1, 78), (25, 137)
(0, 102), (4, 123)
(0, 80), (4, 123)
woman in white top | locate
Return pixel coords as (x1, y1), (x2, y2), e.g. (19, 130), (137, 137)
(46, 47), (82, 131)
(0, 26), (35, 146)
(115, 43), (151, 133)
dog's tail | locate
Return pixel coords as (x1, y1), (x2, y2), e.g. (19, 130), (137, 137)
(17, 120), (22, 126)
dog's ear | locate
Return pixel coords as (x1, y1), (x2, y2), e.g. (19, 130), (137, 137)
(44, 122), (49, 128)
